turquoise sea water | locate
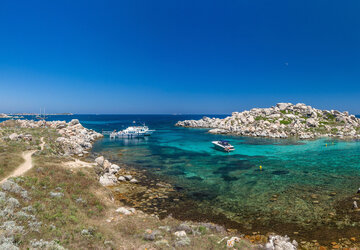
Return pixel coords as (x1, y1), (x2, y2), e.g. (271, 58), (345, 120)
(85, 115), (360, 241)
(3, 115), (360, 240)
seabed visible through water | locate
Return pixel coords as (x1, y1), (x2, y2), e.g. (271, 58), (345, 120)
(87, 115), (360, 244)
(21, 114), (360, 244)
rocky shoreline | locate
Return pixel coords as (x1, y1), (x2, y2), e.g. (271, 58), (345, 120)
(11, 119), (103, 157)
(4, 118), (360, 248)
(176, 103), (360, 139)
(0, 113), (11, 118)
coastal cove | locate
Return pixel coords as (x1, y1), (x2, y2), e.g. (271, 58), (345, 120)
(3, 114), (360, 245)
(90, 115), (360, 244)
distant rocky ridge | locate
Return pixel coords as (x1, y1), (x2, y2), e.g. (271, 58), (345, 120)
(14, 119), (103, 156)
(0, 113), (10, 118)
(176, 103), (360, 139)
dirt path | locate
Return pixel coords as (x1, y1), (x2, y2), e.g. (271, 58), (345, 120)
(0, 137), (45, 184)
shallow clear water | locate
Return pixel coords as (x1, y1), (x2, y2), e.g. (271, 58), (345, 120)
(4, 114), (360, 239)
(82, 115), (360, 237)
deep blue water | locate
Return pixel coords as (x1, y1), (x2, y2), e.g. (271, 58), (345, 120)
(3, 114), (360, 238)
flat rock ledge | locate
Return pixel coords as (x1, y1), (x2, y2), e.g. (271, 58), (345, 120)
(176, 103), (360, 139)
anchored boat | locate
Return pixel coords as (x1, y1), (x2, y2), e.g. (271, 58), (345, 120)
(110, 125), (155, 139)
(212, 140), (235, 152)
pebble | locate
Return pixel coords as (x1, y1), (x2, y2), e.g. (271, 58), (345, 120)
(313, 200), (319, 204)
(330, 192), (337, 196)
(124, 175), (132, 181)
(118, 176), (126, 181)
(130, 178), (138, 183)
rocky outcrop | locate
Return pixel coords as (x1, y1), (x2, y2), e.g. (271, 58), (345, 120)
(176, 103), (360, 139)
(8, 133), (32, 141)
(0, 113), (10, 118)
(94, 155), (140, 186)
(95, 156), (122, 186)
(15, 119), (103, 156)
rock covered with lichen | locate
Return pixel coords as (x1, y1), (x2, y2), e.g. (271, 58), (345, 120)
(176, 103), (360, 139)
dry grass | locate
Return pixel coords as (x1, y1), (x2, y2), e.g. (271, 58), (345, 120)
(0, 152), (24, 179)
(0, 123), (256, 249)
(17, 155), (114, 249)
(15, 154), (248, 249)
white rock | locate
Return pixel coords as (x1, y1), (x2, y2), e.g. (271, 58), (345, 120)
(116, 207), (133, 215)
(124, 175), (132, 181)
(174, 231), (187, 238)
(276, 103), (292, 111)
(130, 178), (138, 183)
(109, 164), (120, 174)
(306, 118), (318, 127)
(118, 176), (126, 181)
(69, 119), (80, 126)
(265, 235), (298, 250)
(103, 160), (112, 170)
(99, 174), (117, 186)
(9, 133), (18, 141)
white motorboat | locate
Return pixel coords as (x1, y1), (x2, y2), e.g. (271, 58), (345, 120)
(212, 140), (235, 152)
(110, 125), (155, 138)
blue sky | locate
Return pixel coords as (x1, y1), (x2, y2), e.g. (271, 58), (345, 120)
(0, 0), (359, 114)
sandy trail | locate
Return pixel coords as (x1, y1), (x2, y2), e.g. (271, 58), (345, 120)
(0, 137), (45, 184)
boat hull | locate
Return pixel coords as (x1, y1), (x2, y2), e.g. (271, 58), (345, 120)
(212, 141), (235, 152)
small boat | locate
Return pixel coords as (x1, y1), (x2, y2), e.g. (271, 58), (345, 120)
(212, 140), (235, 152)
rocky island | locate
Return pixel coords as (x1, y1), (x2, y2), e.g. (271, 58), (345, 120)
(176, 103), (360, 139)
(0, 113), (10, 118)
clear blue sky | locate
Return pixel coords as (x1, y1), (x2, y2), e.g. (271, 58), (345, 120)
(0, 0), (359, 114)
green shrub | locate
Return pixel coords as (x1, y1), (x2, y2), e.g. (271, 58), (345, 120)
(280, 119), (291, 125)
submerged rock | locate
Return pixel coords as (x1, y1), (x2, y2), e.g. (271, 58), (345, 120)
(353, 201), (358, 209)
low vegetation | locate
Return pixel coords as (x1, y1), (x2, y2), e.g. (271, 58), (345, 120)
(0, 123), (257, 249)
